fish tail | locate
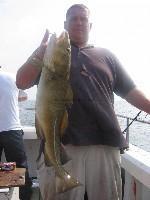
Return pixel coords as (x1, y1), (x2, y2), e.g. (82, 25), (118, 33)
(55, 170), (82, 193)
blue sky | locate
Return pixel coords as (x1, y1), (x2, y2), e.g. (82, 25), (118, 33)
(0, 0), (150, 99)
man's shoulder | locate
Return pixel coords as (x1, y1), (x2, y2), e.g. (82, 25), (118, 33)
(82, 45), (112, 56)
(81, 46), (115, 61)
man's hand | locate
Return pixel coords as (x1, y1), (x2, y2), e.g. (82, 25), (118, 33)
(35, 29), (49, 60)
(16, 29), (49, 90)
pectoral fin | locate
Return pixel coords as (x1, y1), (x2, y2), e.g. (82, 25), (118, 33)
(44, 149), (53, 167)
(35, 114), (43, 139)
(35, 115), (52, 166)
(60, 144), (70, 165)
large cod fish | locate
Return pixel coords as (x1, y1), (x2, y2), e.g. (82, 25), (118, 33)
(35, 31), (80, 193)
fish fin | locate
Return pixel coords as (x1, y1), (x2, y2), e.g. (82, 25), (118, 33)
(35, 114), (42, 138)
(36, 138), (45, 162)
(53, 116), (70, 164)
(35, 115), (48, 162)
(55, 172), (82, 193)
(60, 111), (68, 137)
(60, 144), (70, 165)
(44, 150), (53, 167)
(35, 116), (52, 167)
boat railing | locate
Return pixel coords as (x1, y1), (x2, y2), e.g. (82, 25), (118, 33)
(20, 106), (150, 149)
(117, 114), (150, 140)
(116, 113), (150, 145)
(21, 107), (150, 134)
(117, 113), (150, 127)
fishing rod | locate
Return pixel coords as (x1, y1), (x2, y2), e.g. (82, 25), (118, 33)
(122, 110), (142, 134)
(120, 110), (142, 154)
(121, 110), (150, 154)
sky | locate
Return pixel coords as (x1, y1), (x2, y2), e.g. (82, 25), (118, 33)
(0, 0), (150, 99)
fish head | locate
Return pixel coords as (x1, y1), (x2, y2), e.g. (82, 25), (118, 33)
(44, 31), (71, 78)
(43, 33), (57, 71)
(54, 31), (71, 78)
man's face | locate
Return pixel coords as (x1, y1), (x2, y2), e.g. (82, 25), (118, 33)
(64, 7), (92, 47)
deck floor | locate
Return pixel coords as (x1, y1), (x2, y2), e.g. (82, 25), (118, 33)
(0, 186), (42, 200)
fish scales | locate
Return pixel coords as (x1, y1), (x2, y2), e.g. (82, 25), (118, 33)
(35, 31), (81, 193)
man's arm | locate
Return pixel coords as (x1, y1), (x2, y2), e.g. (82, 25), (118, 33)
(124, 87), (150, 114)
(16, 62), (42, 90)
(16, 29), (49, 90)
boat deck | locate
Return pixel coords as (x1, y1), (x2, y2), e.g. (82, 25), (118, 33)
(0, 186), (41, 200)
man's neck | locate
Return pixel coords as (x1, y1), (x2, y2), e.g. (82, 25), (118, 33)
(71, 41), (88, 48)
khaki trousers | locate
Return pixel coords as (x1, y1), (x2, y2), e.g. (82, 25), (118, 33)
(37, 145), (122, 200)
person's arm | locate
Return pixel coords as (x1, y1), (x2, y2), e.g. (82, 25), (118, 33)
(16, 58), (42, 90)
(124, 87), (150, 114)
(16, 30), (49, 90)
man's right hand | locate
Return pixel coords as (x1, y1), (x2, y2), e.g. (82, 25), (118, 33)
(35, 29), (49, 60)
(16, 29), (49, 90)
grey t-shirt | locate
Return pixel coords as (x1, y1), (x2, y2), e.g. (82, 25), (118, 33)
(62, 44), (135, 149)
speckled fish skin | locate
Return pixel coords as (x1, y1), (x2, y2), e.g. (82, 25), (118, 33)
(35, 31), (81, 193)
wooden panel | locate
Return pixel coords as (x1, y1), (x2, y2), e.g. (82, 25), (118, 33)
(0, 168), (25, 188)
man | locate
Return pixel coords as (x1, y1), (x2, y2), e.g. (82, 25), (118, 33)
(16, 4), (150, 200)
(0, 67), (32, 200)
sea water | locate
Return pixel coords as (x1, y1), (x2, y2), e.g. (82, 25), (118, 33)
(19, 97), (150, 152)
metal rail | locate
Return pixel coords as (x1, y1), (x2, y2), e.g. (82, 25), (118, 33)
(117, 114), (150, 125)
(20, 107), (150, 146)
(117, 113), (150, 146)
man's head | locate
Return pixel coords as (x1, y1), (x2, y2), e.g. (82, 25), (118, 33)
(64, 4), (92, 48)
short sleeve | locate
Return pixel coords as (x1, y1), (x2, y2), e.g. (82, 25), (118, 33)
(106, 51), (136, 98)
